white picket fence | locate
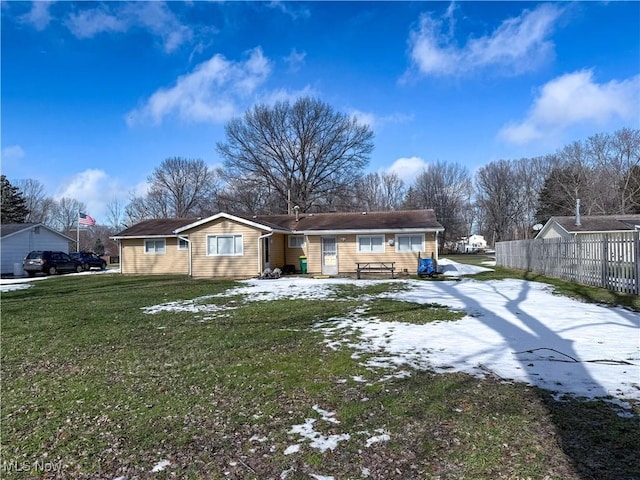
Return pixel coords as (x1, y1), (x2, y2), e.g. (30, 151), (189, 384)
(496, 232), (640, 295)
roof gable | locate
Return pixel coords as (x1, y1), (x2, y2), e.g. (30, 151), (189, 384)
(175, 212), (280, 234)
(1, 223), (75, 242)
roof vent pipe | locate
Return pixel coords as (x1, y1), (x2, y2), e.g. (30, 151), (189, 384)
(294, 205), (300, 222)
(575, 198), (581, 226)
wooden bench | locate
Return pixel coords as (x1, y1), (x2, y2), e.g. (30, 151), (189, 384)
(356, 261), (395, 279)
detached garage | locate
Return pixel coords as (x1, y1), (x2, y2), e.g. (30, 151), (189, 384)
(0, 223), (74, 276)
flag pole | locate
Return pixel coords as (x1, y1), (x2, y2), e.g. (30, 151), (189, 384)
(77, 211), (80, 251)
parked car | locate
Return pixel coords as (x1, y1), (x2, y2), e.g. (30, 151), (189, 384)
(70, 251), (107, 271)
(23, 251), (84, 277)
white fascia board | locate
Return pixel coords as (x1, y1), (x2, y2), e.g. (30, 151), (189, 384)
(174, 212), (275, 233)
(294, 227), (445, 235)
(110, 234), (176, 240)
(536, 219), (569, 239)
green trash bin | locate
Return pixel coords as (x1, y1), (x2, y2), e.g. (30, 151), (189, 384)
(299, 255), (308, 274)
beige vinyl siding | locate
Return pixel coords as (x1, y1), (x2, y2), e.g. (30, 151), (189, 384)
(268, 234), (286, 270)
(305, 236), (322, 274)
(188, 218), (264, 278)
(120, 237), (189, 275)
(316, 232), (438, 275)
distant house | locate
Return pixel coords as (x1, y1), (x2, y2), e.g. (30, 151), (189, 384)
(536, 215), (640, 240)
(111, 210), (444, 278)
(455, 234), (487, 253)
(0, 223), (75, 275)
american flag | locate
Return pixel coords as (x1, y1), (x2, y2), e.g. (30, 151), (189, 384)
(79, 212), (96, 226)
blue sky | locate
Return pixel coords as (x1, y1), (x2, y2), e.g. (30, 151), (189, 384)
(2, 1), (639, 224)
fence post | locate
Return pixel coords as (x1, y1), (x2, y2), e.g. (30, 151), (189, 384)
(633, 230), (640, 295)
(604, 234), (609, 288)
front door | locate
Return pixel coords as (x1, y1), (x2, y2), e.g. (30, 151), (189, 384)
(321, 236), (338, 275)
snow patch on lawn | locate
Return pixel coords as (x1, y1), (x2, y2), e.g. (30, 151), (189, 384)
(288, 405), (351, 453)
(150, 459), (170, 472)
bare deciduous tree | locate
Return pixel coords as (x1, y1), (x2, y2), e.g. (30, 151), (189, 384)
(105, 197), (126, 230)
(409, 161), (472, 247)
(125, 157), (220, 221)
(354, 172), (405, 211)
(51, 197), (86, 233)
(475, 160), (522, 243)
(217, 97), (374, 213)
(16, 178), (55, 224)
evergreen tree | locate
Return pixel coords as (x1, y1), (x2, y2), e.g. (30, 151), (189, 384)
(1, 175), (29, 223)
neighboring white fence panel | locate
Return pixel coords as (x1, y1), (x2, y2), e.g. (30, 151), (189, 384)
(496, 232), (639, 295)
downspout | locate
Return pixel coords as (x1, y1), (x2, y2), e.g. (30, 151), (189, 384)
(177, 235), (191, 277)
(257, 231), (273, 275)
(118, 240), (122, 274)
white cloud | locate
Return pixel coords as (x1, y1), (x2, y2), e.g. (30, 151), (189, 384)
(126, 48), (272, 126)
(65, 2), (191, 53)
(259, 85), (317, 106)
(406, 3), (563, 78)
(350, 110), (377, 129)
(284, 48), (306, 73)
(1, 145), (26, 162)
(65, 6), (126, 38)
(500, 70), (640, 144)
(55, 169), (126, 222)
(386, 156), (429, 184)
(19, 1), (54, 30)
(267, 1), (311, 20)
(348, 110), (414, 132)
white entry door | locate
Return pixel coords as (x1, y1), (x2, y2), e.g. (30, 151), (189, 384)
(321, 236), (338, 275)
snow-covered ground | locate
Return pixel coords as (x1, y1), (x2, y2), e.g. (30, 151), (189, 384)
(142, 261), (639, 414)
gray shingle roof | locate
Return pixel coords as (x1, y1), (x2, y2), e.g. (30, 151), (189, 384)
(113, 210), (443, 237)
(551, 215), (640, 233)
(114, 218), (199, 237)
(252, 209), (443, 231)
(1, 223), (40, 238)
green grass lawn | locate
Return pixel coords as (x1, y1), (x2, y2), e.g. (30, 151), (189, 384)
(442, 253), (640, 311)
(2, 274), (638, 479)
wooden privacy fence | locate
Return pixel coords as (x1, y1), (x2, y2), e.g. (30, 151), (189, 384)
(496, 232), (640, 295)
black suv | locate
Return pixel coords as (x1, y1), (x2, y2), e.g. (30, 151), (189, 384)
(23, 251), (84, 277)
(70, 251), (107, 271)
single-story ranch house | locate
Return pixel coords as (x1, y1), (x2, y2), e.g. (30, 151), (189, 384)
(111, 209), (444, 278)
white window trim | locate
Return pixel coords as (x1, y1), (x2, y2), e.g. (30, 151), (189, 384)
(207, 234), (244, 256)
(356, 234), (385, 254)
(288, 235), (306, 248)
(178, 238), (189, 250)
(144, 239), (166, 254)
(395, 234), (425, 253)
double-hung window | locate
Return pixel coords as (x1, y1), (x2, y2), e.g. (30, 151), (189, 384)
(396, 234), (424, 252)
(145, 239), (166, 254)
(178, 238), (189, 250)
(357, 235), (384, 253)
(288, 235), (305, 248)
(207, 235), (243, 256)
